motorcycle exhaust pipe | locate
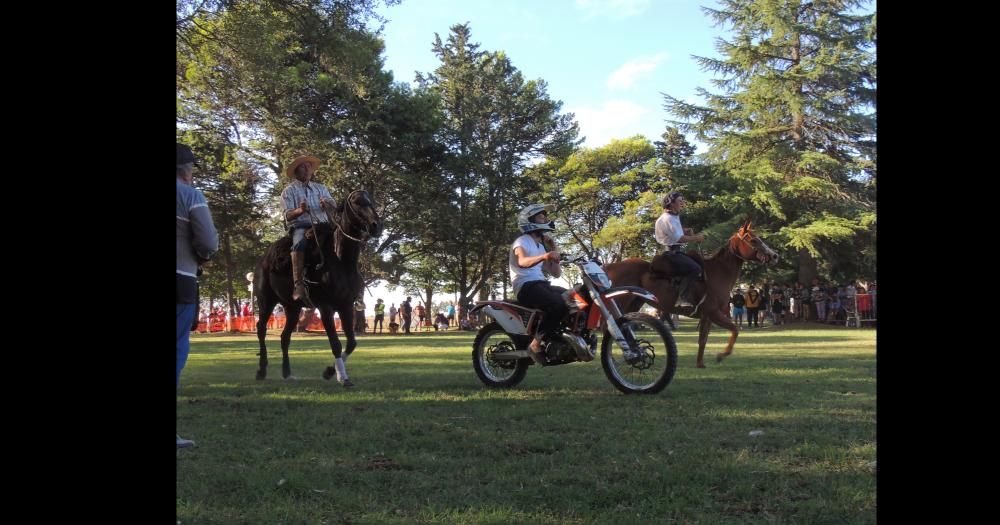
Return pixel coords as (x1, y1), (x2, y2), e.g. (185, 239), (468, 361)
(558, 332), (594, 362)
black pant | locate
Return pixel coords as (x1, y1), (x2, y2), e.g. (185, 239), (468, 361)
(517, 280), (569, 341)
(653, 250), (701, 278)
(402, 314), (412, 334)
(747, 308), (759, 327)
(373, 314), (383, 332)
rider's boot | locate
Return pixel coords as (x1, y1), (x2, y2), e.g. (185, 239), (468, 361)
(674, 275), (696, 308)
(291, 251), (315, 308)
(528, 336), (546, 365)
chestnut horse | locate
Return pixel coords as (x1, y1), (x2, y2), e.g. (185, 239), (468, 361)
(603, 221), (778, 368)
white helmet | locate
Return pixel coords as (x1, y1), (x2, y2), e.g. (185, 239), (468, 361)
(518, 203), (556, 234)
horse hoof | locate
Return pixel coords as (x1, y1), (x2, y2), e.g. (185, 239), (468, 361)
(322, 367), (335, 380)
(285, 375), (299, 381)
(716, 354), (727, 363)
(255, 369), (266, 380)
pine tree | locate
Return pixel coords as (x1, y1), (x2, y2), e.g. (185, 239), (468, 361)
(664, 0), (876, 284)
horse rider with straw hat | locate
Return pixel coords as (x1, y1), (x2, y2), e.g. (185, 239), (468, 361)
(280, 154), (337, 307)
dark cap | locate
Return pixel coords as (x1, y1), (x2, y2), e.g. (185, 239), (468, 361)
(177, 143), (196, 165)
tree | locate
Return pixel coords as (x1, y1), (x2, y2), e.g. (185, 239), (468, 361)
(178, 127), (270, 322)
(178, 0), (448, 293)
(414, 23), (578, 317)
(663, 0), (876, 284)
(526, 135), (666, 263)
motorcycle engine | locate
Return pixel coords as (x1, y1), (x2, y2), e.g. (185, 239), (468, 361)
(543, 339), (576, 364)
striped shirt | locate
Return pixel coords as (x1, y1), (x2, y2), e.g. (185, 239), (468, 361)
(177, 180), (218, 302)
(281, 180), (336, 228)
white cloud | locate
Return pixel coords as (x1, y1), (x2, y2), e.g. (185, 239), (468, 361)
(574, 0), (651, 20)
(607, 53), (668, 91)
(570, 99), (649, 147)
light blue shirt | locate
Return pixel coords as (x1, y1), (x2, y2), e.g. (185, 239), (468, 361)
(176, 180), (218, 278)
(281, 180), (336, 228)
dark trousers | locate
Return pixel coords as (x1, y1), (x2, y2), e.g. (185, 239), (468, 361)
(402, 314), (412, 334)
(517, 280), (569, 341)
(747, 308), (759, 327)
(652, 250), (701, 278)
(373, 314), (384, 333)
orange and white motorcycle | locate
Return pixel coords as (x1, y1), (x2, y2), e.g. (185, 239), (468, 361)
(470, 254), (678, 394)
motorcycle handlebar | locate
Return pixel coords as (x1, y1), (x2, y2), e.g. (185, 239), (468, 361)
(559, 253), (598, 266)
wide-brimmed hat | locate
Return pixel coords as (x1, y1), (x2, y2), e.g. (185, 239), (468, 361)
(286, 155), (321, 178)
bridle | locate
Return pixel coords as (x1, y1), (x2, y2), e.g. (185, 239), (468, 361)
(332, 190), (379, 243)
(729, 230), (763, 262)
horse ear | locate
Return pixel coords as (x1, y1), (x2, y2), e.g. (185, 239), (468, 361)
(747, 221), (753, 230)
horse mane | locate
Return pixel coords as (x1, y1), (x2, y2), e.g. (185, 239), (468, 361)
(685, 244), (728, 265)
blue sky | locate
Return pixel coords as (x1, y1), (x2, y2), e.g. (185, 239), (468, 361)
(372, 0), (729, 150)
(360, 0), (735, 311)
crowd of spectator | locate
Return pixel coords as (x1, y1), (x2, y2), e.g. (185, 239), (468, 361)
(729, 279), (876, 328)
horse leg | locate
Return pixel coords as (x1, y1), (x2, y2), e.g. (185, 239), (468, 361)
(695, 317), (712, 368)
(340, 305), (358, 362)
(319, 306), (354, 387)
(255, 297), (277, 380)
(710, 310), (741, 364)
(280, 304), (303, 379)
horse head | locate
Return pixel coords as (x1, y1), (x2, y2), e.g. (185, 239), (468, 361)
(730, 220), (779, 265)
(327, 189), (383, 242)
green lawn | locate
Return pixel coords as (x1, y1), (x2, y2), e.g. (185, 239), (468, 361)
(177, 320), (876, 524)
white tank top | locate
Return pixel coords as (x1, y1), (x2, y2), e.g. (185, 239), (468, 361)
(509, 234), (547, 295)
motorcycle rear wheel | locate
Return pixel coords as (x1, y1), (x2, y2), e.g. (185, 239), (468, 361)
(472, 323), (530, 388)
(601, 312), (678, 394)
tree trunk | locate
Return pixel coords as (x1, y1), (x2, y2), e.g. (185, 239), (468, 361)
(797, 248), (820, 321)
(458, 284), (470, 321)
(424, 286), (434, 326)
(797, 248), (818, 287)
(223, 233), (238, 332)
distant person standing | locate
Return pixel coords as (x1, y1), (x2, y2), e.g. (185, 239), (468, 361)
(446, 302), (456, 327)
(401, 296), (413, 335)
(414, 302), (426, 332)
(373, 298), (385, 334)
(811, 282), (826, 323)
(771, 288), (785, 326)
(353, 298), (366, 334)
(177, 143), (218, 449)
(745, 286), (761, 328)
(730, 289), (746, 328)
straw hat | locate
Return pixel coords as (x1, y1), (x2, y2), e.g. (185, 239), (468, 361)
(285, 155), (321, 178)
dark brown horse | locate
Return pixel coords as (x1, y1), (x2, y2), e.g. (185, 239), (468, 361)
(253, 190), (382, 386)
(604, 221), (778, 368)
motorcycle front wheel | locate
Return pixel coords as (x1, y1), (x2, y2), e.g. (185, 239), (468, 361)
(472, 322), (530, 388)
(601, 312), (678, 394)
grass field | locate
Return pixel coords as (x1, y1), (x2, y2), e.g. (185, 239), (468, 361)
(177, 320), (876, 524)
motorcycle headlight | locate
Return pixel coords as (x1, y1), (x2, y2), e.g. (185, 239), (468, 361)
(588, 272), (611, 288)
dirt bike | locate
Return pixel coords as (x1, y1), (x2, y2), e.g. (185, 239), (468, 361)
(470, 254), (678, 394)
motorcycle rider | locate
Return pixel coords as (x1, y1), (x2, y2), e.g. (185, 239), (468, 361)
(510, 204), (568, 364)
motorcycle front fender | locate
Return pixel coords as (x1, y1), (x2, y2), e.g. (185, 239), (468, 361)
(602, 286), (659, 305)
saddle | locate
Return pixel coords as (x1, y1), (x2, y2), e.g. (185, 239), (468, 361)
(649, 251), (704, 280)
(262, 224), (335, 274)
